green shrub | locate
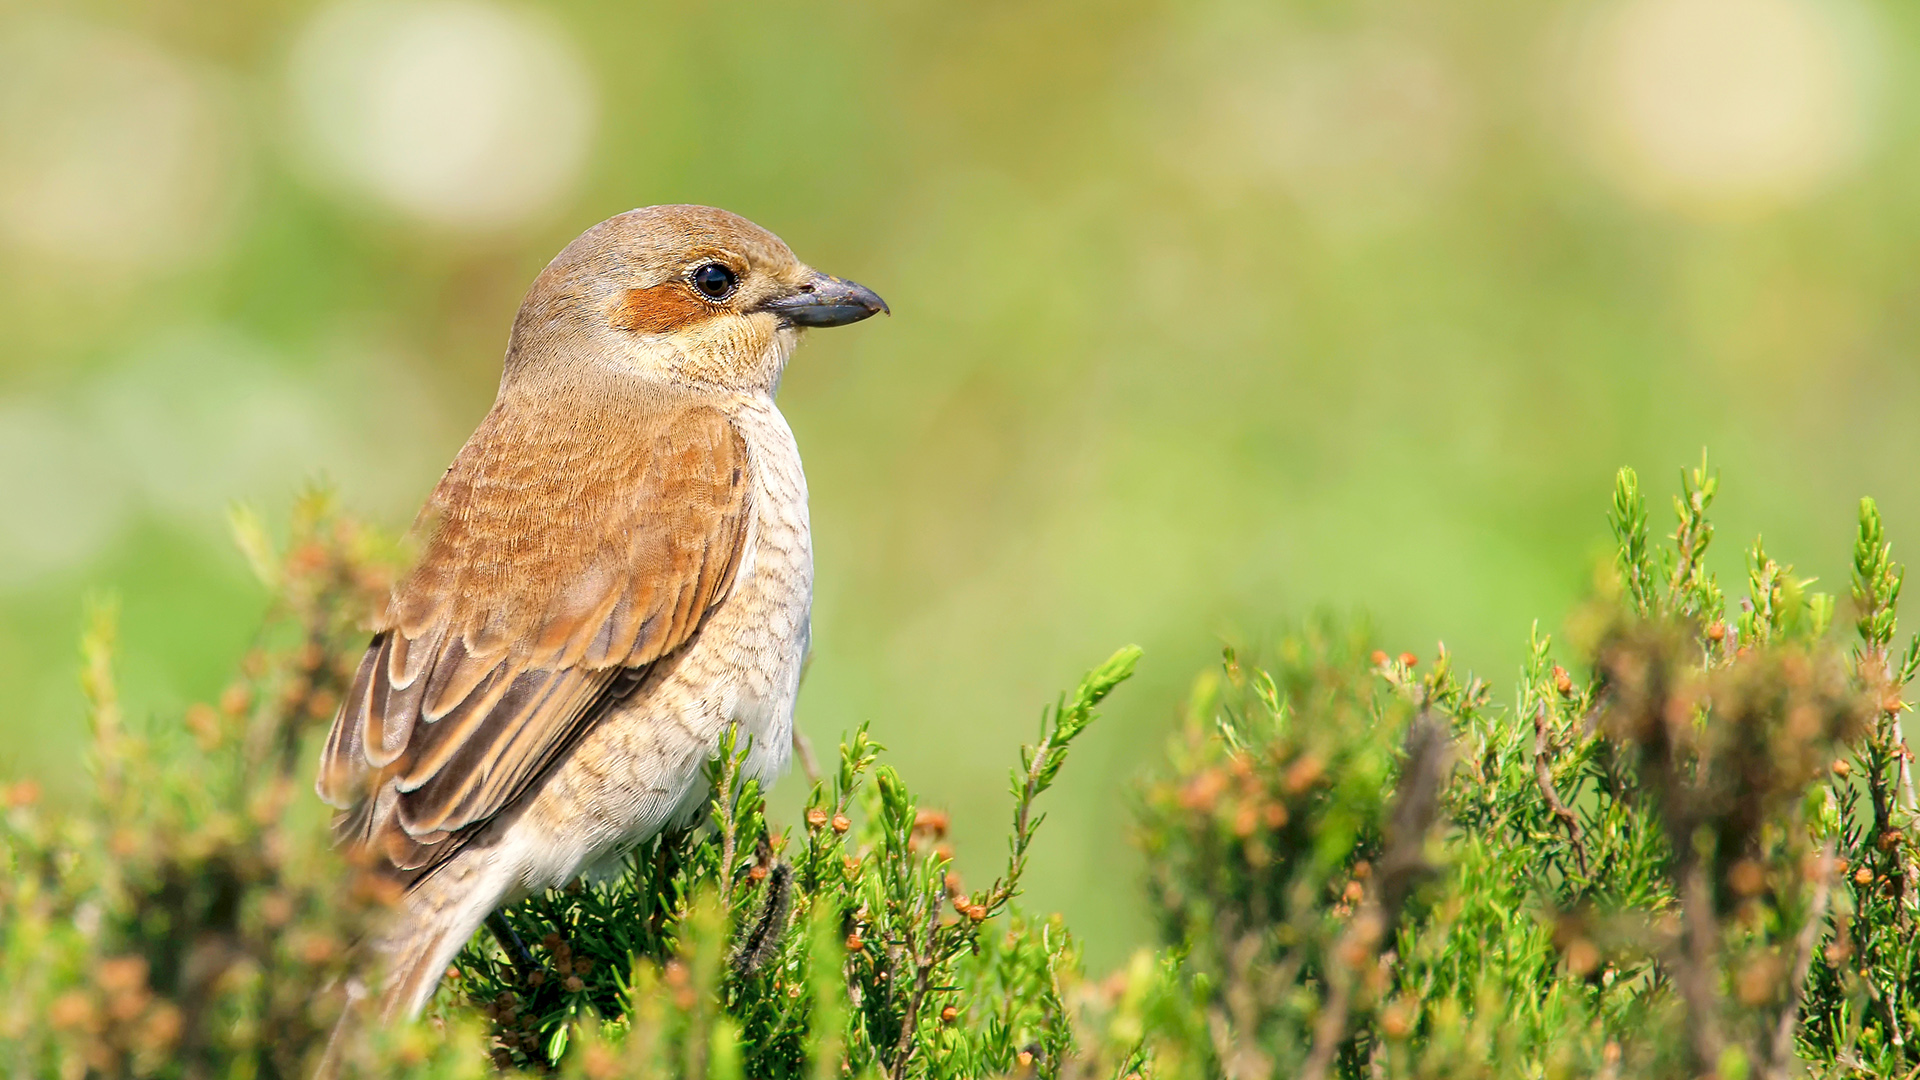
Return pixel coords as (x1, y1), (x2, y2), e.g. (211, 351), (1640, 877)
(3, 458), (1917, 1080)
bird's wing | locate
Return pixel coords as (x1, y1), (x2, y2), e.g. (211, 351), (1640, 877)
(316, 393), (752, 872)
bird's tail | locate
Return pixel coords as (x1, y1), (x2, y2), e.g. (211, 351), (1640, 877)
(313, 858), (513, 1077)
(377, 858), (514, 1020)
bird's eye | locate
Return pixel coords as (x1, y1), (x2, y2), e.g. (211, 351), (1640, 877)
(691, 263), (737, 300)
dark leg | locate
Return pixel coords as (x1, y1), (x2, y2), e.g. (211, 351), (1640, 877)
(486, 911), (538, 984)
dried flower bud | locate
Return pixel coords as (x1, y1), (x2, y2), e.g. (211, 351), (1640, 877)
(1380, 1000), (1415, 1039)
(831, 814), (851, 834)
(941, 1005), (958, 1023)
(219, 683), (251, 717)
(1706, 621), (1726, 642)
(1832, 759), (1852, 779)
(845, 934), (865, 952)
(1551, 665), (1572, 696)
(1370, 650), (1388, 666)
(806, 808), (829, 829)
(914, 808), (951, 837)
(48, 991), (96, 1031)
(749, 864), (769, 881)
(564, 975), (585, 992)
(1231, 804), (1258, 837)
(1398, 652), (1417, 668)
(1282, 755), (1324, 794)
(1855, 867), (1876, 886)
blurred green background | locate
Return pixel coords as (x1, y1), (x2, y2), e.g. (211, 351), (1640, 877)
(3, 0), (1916, 970)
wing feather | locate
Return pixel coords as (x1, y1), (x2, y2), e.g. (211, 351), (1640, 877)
(315, 390), (753, 881)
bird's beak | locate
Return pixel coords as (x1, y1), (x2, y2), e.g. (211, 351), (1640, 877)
(760, 272), (889, 327)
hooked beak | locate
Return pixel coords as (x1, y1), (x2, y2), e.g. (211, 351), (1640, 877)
(760, 272), (889, 327)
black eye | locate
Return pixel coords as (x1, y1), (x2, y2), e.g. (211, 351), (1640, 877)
(691, 263), (737, 300)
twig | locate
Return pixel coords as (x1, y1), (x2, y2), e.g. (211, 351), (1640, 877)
(1673, 863), (1728, 1072)
(1766, 842), (1835, 1077)
(888, 885), (946, 1080)
(1301, 712), (1450, 1080)
(793, 728), (823, 785)
(1533, 703), (1591, 879)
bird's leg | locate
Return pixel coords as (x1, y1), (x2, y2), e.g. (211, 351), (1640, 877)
(486, 911), (538, 984)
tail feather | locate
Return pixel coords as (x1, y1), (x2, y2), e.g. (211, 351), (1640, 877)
(376, 859), (515, 1020)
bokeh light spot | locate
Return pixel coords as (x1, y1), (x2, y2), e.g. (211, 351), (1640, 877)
(288, 0), (597, 229)
(1573, 0), (1877, 217)
(0, 17), (247, 273)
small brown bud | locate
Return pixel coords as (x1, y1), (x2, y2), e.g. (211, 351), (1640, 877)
(1398, 652), (1417, 668)
(914, 808), (950, 837)
(1566, 939), (1601, 976)
(1342, 880), (1365, 903)
(527, 970), (546, 986)
(1017, 1050), (1035, 1068)
(219, 683), (251, 717)
(1727, 860), (1767, 897)
(1231, 803), (1258, 837)
(307, 689), (338, 719)
(1855, 867), (1876, 886)
(940, 1005), (958, 1023)
(185, 704), (222, 750)
(1832, 759), (1852, 779)
(1551, 665), (1573, 696)
(564, 975), (585, 992)
(140, 1003), (183, 1049)
(1283, 755), (1324, 794)
(845, 934), (864, 952)
(1380, 1000), (1414, 1039)
(806, 808), (829, 829)
(1705, 620), (1726, 642)
(259, 892), (295, 928)
(96, 955), (149, 994)
(831, 814), (851, 834)
(48, 991), (95, 1031)
(1370, 650), (1388, 666)
(541, 933), (562, 951)
(749, 864), (769, 881)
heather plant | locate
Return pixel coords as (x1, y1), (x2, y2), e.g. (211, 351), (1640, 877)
(4, 458), (1917, 1080)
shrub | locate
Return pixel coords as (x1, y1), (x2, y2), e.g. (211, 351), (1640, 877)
(3, 457), (1916, 1080)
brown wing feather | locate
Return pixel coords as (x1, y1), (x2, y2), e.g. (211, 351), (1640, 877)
(316, 388), (752, 878)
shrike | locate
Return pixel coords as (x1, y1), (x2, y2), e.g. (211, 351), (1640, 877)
(315, 205), (885, 1019)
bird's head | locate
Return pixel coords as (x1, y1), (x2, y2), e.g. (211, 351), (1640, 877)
(503, 205), (887, 392)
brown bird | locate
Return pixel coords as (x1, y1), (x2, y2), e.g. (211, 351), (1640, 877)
(314, 205), (885, 1021)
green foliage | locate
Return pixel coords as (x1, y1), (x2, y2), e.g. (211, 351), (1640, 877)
(0, 493), (486, 1079)
(454, 648), (1140, 1080)
(7, 461), (1920, 1080)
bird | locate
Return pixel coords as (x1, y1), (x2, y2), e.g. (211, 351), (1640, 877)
(313, 204), (886, 1023)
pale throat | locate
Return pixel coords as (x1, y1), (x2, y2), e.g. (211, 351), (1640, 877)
(605, 318), (798, 394)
